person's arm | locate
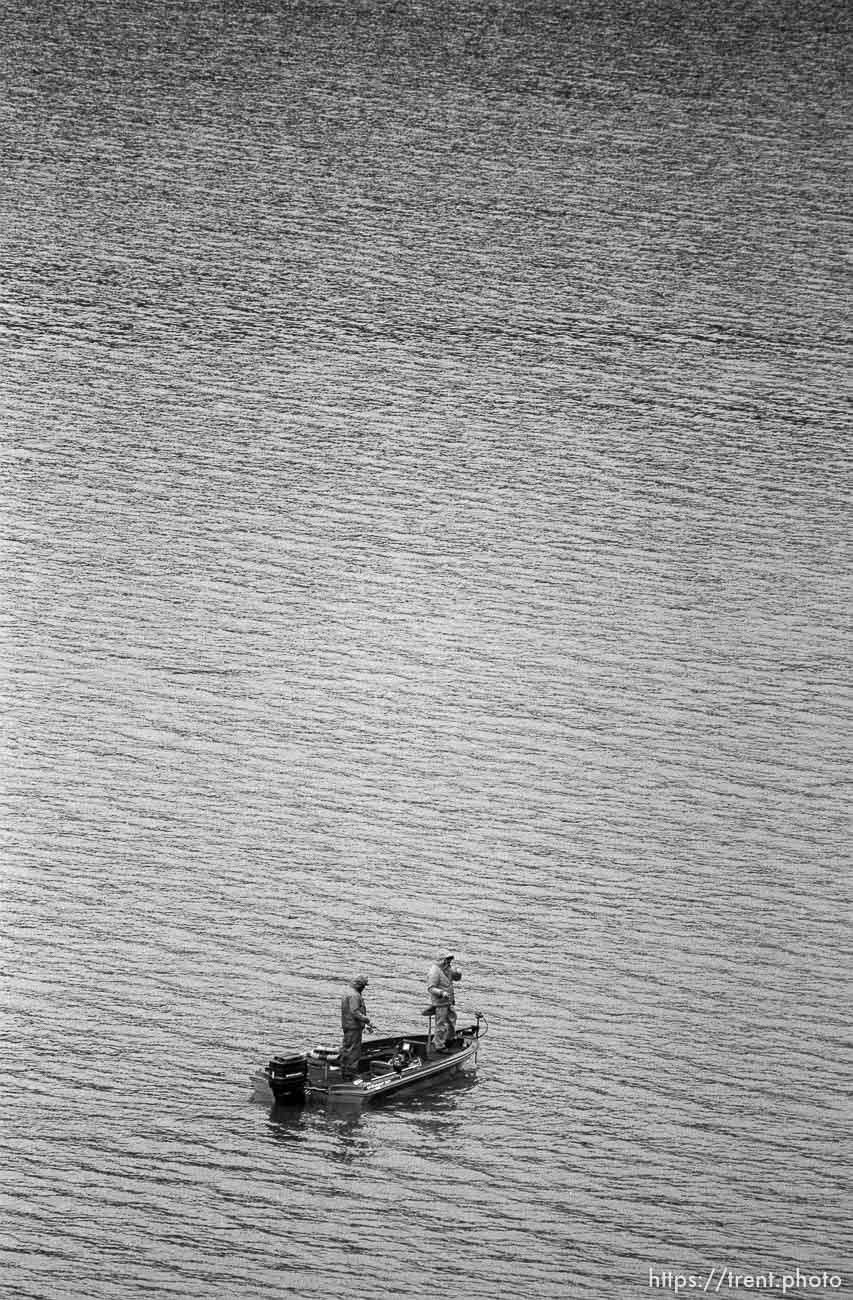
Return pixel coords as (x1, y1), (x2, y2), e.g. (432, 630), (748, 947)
(354, 996), (373, 1028)
(344, 991), (366, 1022)
(427, 969), (451, 1000)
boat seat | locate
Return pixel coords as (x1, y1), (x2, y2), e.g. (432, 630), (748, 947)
(370, 1060), (393, 1075)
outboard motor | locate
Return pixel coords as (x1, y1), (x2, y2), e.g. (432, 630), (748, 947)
(266, 1053), (308, 1103)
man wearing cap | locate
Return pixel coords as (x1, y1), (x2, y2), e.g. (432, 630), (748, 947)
(426, 953), (461, 1050)
(340, 975), (373, 1080)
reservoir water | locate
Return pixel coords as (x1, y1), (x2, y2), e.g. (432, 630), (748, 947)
(1, 2), (849, 1296)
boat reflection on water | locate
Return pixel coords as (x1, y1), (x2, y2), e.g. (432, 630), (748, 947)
(265, 1103), (371, 1163)
(264, 1069), (482, 1167)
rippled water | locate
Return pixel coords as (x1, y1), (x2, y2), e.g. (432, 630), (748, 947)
(1, 1), (850, 1297)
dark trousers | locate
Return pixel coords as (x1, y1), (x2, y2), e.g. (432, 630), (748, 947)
(341, 1027), (363, 1077)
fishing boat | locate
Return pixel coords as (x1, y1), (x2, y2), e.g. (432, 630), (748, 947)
(264, 1009), (487, 1106)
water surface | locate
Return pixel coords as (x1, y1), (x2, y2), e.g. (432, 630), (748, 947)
(1, 1), (850, 1297)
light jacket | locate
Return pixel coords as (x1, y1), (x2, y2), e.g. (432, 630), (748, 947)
(427, 962), (457, 1007)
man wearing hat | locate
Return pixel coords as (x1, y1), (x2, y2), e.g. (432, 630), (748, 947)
(426, 952), (461, 1050)
(340, 975), (373, 1080)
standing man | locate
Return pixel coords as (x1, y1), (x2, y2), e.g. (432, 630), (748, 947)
(426, 952), (461, 1050)
(340, 974), (373, 1080)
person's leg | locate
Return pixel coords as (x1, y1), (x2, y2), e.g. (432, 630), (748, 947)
(433, 1004), (450, 1048)
(341, 1029), (362, 1077)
